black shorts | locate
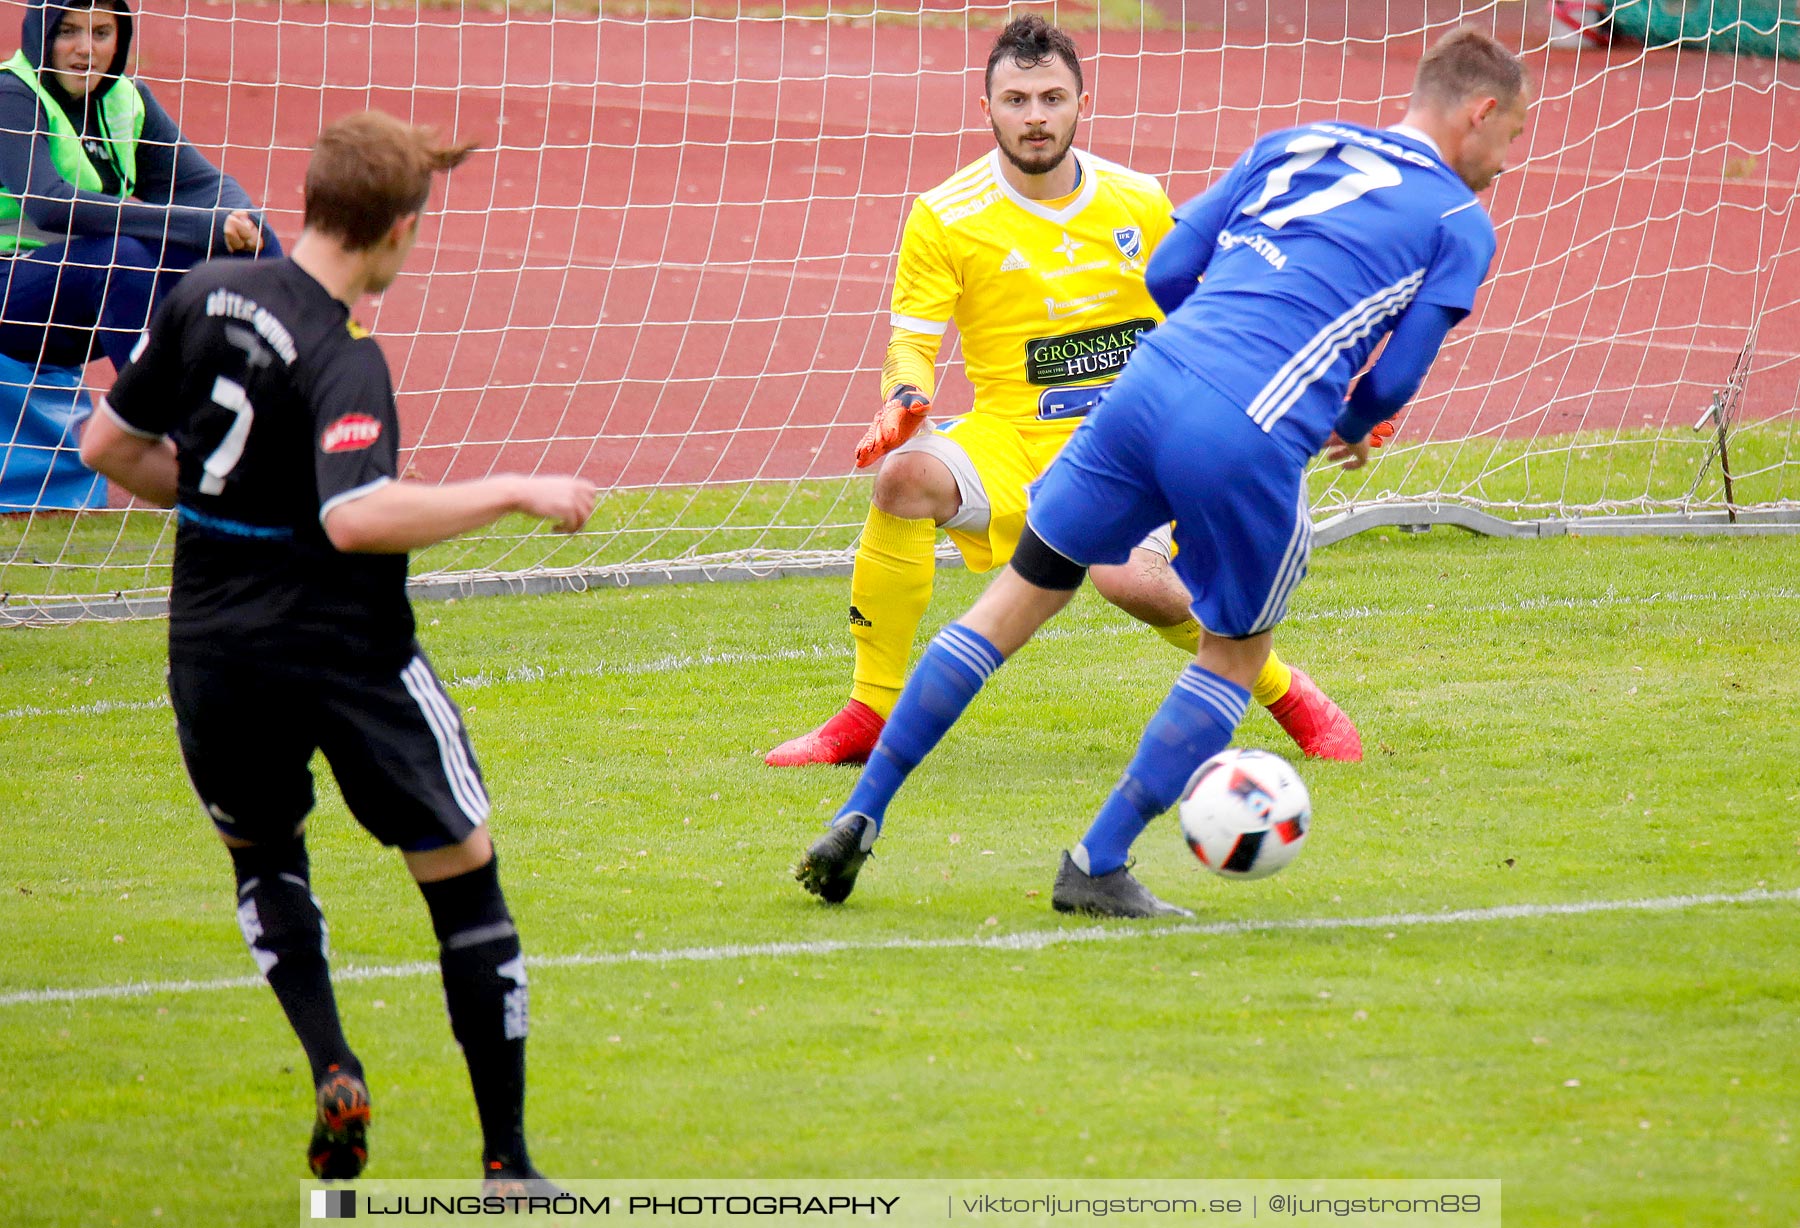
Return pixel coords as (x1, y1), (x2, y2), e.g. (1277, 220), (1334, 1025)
(167, 642), (489, 851)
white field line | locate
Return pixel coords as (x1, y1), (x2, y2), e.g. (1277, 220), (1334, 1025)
(3, 887), (1793, 1009)
(5, 585), (1798, 724)
(0, 696), (172, 721)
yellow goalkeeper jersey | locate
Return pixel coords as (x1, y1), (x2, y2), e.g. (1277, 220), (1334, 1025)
(890, 148), (1175, 428)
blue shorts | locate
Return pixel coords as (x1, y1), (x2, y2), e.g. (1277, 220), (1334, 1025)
(1026, 345), (1313, 639)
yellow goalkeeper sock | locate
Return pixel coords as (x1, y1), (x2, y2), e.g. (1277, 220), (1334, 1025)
(1152, 618), (1201, 654)
(1252, 648), (1294, 709)
(1155, 619), (1293, 711)
(847, 506), (938, 719)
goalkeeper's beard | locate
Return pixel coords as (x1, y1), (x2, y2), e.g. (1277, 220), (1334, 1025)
(992, 120), (1077, 178)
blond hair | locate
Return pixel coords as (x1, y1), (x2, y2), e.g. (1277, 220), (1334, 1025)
(1413, 27), (1528, 110)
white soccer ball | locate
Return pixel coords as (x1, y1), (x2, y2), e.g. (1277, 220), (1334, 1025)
(1177, 748), (1311, 880)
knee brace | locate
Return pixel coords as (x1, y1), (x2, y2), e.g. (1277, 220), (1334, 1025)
(1011, 524), (1088, 591)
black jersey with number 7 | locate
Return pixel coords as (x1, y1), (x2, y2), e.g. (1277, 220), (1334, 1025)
(107, 258), (415, 666)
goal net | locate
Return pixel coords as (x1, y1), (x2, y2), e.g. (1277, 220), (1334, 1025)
(2, 0), (1796, 621)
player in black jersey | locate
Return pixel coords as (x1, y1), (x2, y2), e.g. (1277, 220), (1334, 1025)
(81, 111), (596, 1193)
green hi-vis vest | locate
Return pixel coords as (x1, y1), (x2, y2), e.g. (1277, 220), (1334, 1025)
(0, 50), (145, 252)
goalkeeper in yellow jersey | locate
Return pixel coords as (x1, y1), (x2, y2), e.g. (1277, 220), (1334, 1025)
(765, 14), (1361, 768)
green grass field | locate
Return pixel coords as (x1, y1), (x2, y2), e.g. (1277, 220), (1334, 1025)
(3, 531), (1798, 1226)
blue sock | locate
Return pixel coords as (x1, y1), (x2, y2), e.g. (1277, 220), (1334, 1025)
(839, 622), (1004, 832)
(1077, 665), (1249, 876)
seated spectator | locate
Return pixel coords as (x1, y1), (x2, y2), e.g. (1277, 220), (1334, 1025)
(0, 0), (278, 374)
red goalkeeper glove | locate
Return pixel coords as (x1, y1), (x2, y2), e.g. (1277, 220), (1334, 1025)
(1367, 416), (1399, 448)
(854, 385), (932, 469)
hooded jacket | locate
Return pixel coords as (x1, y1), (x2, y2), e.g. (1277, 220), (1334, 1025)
(0, 0), (261, 253)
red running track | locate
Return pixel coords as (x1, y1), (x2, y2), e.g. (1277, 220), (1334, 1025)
(121, 1), (1798, 490)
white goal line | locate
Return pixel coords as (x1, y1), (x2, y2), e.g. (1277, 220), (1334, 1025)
(3, 886), (1793, 1009)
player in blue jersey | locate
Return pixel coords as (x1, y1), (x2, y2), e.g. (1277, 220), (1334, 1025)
(794, 26), (1530, 915)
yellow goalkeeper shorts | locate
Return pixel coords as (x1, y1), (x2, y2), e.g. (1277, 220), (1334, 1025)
(889, 413), (1077, 573)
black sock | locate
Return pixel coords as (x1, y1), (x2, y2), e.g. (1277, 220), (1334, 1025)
(228, 839), (360, 1087)
(419, 855), (531, 1171)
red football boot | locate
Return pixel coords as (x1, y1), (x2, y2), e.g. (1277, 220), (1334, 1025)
(764, 700), (887, 767)
(1265, 668), (1363, 762)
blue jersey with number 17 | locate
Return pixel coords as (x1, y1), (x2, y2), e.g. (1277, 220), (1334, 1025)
(1143, 121), (1496, 459)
